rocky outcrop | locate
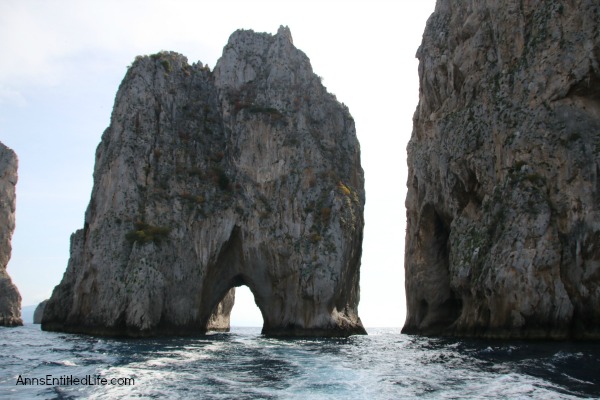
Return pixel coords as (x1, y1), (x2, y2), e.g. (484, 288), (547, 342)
(33, 299), (48, 324)
(0, 142), (22, 327)
(42, 26), (365, 337)
(404, 0), (600, 340)
(205, 289), (235, 332)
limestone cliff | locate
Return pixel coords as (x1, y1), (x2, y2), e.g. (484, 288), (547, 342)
(404, 0), (600, 339)
(0, 141), (22, 327)
(43, 26), (365, 337)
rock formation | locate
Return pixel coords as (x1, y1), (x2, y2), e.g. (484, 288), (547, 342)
(33, 299), (48, 324)
(404, 0), (600, 339)
(43, 26), (365, 337)
(0, 141), (22, 327)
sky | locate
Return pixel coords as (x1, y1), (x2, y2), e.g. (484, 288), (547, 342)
(0, 0), (436, 328)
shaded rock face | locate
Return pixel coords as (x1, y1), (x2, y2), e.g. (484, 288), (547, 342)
(0, 142), (22, 327)
(33, 299), (49, 324)
(43, 26), (365, 337)
(404, 0), (600, 339)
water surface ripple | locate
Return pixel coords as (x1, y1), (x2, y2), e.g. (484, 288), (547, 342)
(1, 325), (598, 399)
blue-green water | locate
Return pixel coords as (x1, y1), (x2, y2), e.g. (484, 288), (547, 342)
(1, 325), (599, 399)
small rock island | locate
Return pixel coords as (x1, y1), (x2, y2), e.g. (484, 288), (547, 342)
(0, 141), (22, 327)
(42, 27), (366, 337)
(33, 299), (48, 324)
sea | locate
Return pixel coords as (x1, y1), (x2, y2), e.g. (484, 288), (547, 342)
(1, 325), (599, 399)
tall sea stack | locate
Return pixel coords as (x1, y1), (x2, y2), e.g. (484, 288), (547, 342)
(0, 141), (22, 327)
(404, 0), (600, 339)
(43, 27), (365, 337)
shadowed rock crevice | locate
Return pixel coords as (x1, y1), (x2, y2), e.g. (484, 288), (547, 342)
(200, 226), (247, 331)
(42, 27), (365, 338)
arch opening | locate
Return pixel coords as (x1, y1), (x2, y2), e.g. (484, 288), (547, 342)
(229, 285), (264, 329)
(204, 276), (266, 333)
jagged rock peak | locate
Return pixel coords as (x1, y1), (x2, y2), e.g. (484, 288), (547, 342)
(215, 25), (313, 94)
(43, 27), (365, 337)
(404, 0), (600, 340)
(0, 141), (22, 327)
(277, 25), (293, 44)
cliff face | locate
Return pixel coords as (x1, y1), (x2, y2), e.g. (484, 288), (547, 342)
(43, 26), (365, 337)
(0, 142), (22, 327)
(404, 0), (600, 339)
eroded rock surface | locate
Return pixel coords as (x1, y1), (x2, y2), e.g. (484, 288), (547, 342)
(43, 26), (365, 337)
(404, 0), (600, 339)
(0, 141), (22, 327)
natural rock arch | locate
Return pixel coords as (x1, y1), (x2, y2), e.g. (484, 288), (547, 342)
(198, 227), (270, 332)
(42, 27), (366, 337)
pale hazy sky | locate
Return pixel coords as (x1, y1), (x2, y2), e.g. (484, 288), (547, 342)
(0, 0), (436, 328)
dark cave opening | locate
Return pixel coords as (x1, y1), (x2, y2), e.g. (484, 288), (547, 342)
(416, 204), (463, 331)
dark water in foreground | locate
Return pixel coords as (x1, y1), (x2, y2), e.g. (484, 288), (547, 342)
(1, 325), (599, 399)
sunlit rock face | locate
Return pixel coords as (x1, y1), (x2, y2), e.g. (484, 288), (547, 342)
(42, 26), (365, 337)
(404, 0), (600, 339)
(0, 141), (22, 327)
